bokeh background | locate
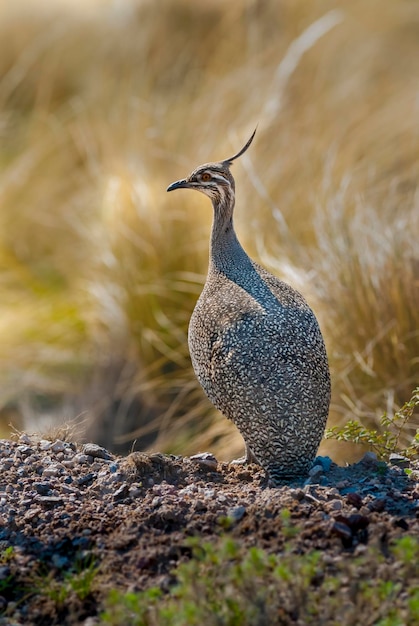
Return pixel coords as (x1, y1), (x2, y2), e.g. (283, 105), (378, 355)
(0, 0), (418, 464)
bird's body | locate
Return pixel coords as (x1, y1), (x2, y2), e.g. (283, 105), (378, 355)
(167, 130), (330, 482)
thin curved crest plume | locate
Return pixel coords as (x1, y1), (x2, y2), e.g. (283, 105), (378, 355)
(222, 127), (257, 167)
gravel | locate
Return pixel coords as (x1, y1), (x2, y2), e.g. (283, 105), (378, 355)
(0, 434), (418, 625)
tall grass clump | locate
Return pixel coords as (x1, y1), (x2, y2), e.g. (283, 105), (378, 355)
(0, 0), (418, 461)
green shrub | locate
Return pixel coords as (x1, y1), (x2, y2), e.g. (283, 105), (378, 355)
(101, 535), (419, 626)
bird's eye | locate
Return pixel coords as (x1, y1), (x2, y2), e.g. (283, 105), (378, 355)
(201, 172), (212, 182)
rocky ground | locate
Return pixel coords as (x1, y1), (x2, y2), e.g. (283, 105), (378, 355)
(0, 434), (418, 625)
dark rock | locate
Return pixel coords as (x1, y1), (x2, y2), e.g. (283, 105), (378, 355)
(112, 484), (130, 502)
(34, 482), (52, 496)
(82, 443), (113, 461)
(346, 492), (363, 509)
(389, 453), (410, 470)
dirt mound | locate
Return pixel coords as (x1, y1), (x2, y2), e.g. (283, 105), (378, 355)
(0, 436), (418, 624)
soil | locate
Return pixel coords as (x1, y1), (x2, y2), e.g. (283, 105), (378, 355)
(0, 435), (418, 625)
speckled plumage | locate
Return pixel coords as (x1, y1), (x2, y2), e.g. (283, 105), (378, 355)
(167, 131), (331, 482)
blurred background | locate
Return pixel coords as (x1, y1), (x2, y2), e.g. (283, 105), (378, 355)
(0, 0), (418, 464)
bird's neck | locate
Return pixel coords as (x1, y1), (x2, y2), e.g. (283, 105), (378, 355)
(209, 195), (250, 274)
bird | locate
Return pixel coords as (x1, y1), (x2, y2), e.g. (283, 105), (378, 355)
(167, 129), (331, 483)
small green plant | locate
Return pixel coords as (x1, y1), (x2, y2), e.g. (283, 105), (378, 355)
(325, 387), (419, 461)
(0, 546), (14, 563)
(37, 556), (98, 609)
(101, 536), (419, 626)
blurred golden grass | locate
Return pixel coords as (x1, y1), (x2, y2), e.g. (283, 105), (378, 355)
(0, 0), (418, 463)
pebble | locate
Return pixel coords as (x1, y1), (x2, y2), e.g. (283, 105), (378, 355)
(359, 451), (378, 466)
(128, 485), (143, 499)
(16, 445), (33, 457)
(313, 456), (333, 472)
(82, 444), (113, 461)
(346, 492), (363, 509)
(190, 453), (218, 471)
(39, 440), (52, 451)
(51, 440), (66, 454)
(368, 497), (386, 512)
(34, 482), (52, 496)
(61, 460), (75, 469)
(19, 434), (32, 445)
(308, 465), (324, 480)
(52, 554), (69, 568)
(42, 465), (62, 478)
(36, 496), (64, 507)
(227, 506), (246, 522)
(112, 484), (130, 502)
(74, 454), (93, 465)
(389, 453), (410, 469)
(291, 488), (305, 501)
(77, 473), (96, 486)
(0, 566), (11, 580)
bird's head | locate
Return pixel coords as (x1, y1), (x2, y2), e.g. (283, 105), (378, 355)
(166, 128), (256, 204)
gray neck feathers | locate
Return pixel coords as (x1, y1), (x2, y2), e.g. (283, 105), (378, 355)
(208, 185), (285, 312)
(209, 187), (250, 275)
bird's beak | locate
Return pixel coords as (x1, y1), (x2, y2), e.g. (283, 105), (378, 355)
(166, 178), (189, 192)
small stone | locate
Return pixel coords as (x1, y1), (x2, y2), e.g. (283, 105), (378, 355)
(83, 618), (100, 626)
(82, 443), (113, 461)
(52, 554), (69, 568)
(368, 497), (386, 512)
(389, 453), (410, 469)
(190, 452), (218, 471)
(393, 518), (409, 531)
(227, 506), (246, 522)
(291, 488), (305, 501)
(112, 484), (130, 502)
(61, 460), (75, 469)
(36, 496), (64, 508)
(359, 451), (378, 466)
(42, 465), (61, 478)
(77, 473), (96, 487)
(16, 445), (33, 457)
(336, 481), (349, 490)
(0, 566), (11, 580)
(128, 484), (143, 498)
(327, 488), (340, 498)
(346, 492), (363, 509)
(74, 453), (92, 465)
(313, 456), (332, 472)
(19, 434), (32, 445)
(329, 499), (343, 511)
(39, 440), (52, 451)
(308, 465), (324, 480)
(346, 514), (369, 532)
(34, 482), (52, 496)
(331, 520), (352, 543)
(51, 440), (65, 454)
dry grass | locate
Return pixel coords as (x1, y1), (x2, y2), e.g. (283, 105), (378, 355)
(0, 0), (418, 463)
